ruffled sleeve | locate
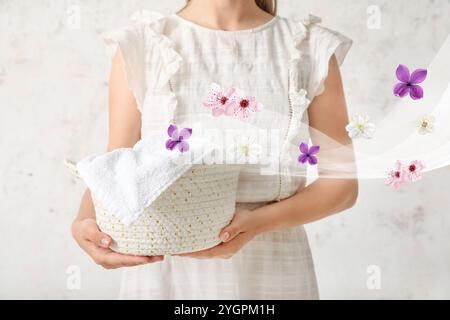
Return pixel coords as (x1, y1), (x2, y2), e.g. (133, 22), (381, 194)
(306, 20), (353, 99)
(104, 22), (149, 112)
(103, 13), (182, 116)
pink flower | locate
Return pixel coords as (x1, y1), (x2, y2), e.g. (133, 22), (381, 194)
(405, 160), (425, 182)
(385, 161), (408, 190)
(203, 83), (236, 117)
(385, 160), (425, 189)
(203, 83), (264, 121)
(226, 95), (263, 121)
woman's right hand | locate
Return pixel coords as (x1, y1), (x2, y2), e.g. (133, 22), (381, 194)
(72, 217), (164, 269)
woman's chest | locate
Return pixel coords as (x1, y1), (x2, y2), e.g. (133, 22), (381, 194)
(139, 19), (311, 202)
(168, 31), (293, 131)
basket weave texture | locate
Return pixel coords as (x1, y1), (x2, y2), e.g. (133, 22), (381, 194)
(94, 164), (240, 256)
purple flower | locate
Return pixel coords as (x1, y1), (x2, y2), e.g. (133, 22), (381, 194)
(393, 64), (427, 100)
(298, 143), (320, 166)
(165, 124), (192, 153)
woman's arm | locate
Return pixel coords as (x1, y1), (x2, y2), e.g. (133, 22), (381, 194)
(247, 55), (358, 235)
(181, 56), (358, 259)
(71, 50), (163, 269)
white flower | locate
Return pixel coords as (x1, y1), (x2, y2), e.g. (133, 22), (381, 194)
(232, 135), (262, 164)
(417, 114), (435, 135)
(345, 115), (376, 139)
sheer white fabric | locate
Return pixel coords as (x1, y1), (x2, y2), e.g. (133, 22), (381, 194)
(105, 13), (352, 300)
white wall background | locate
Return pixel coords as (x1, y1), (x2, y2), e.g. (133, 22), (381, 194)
(0, 0), (449, 299)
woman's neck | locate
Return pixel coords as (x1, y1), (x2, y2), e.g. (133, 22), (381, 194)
(177, 0), (274, 31)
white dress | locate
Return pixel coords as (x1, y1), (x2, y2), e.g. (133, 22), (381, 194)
(104, 12), (352, 300)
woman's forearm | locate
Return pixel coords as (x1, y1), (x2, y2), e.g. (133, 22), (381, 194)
(252, 178), (358, 235)
(75, 190), (96, 221)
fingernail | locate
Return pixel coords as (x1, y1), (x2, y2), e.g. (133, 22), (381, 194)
(221, 232), (230, 242)
(101, 238), (110, 247)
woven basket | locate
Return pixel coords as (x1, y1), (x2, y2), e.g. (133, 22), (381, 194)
(93, 164), (240, 256)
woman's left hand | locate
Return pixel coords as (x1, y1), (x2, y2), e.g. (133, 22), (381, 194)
(178, 210), (258, 259)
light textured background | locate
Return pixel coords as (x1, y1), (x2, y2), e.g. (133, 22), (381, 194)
(0, 0), (449, 299)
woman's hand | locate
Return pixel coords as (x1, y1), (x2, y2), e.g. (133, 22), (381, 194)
(72, 217), (164, 269)
(179, 210), (259, 260)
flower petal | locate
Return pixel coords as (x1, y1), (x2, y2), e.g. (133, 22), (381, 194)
(166, 139), (178, 151)
(298, 154), (309, 164)
(362, 128), (375, 139)
(345, 123), (354, 131)
(413, 160), (425, 171)
(410, 69), (427, 84)
(167, 124), (178, 139)
(308, 155), (318, 165)
(411, 174), (422, 182)
(225, 86), (236, 98)
(385, 174), (394, 186)
(299, 143), (309, 154)
(236, 108), (250, 121)
(179, 128), (192, 140)
(203, 101), (214, 108)
(347, 128), (360, 139)
(396, 64), (410, 82)
(212, 108), (225, 117)
(362, 115), (371, 123)
(393, 83), (410, 97)
(210, 83), (223, 96)
(410, 85), (424, 100)
(224, 103), (236, 116)
(309, 145), (320, 155)
(178, 141), (190, 153)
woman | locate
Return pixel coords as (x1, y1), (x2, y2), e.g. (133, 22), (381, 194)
(72, 0), (358, 299)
